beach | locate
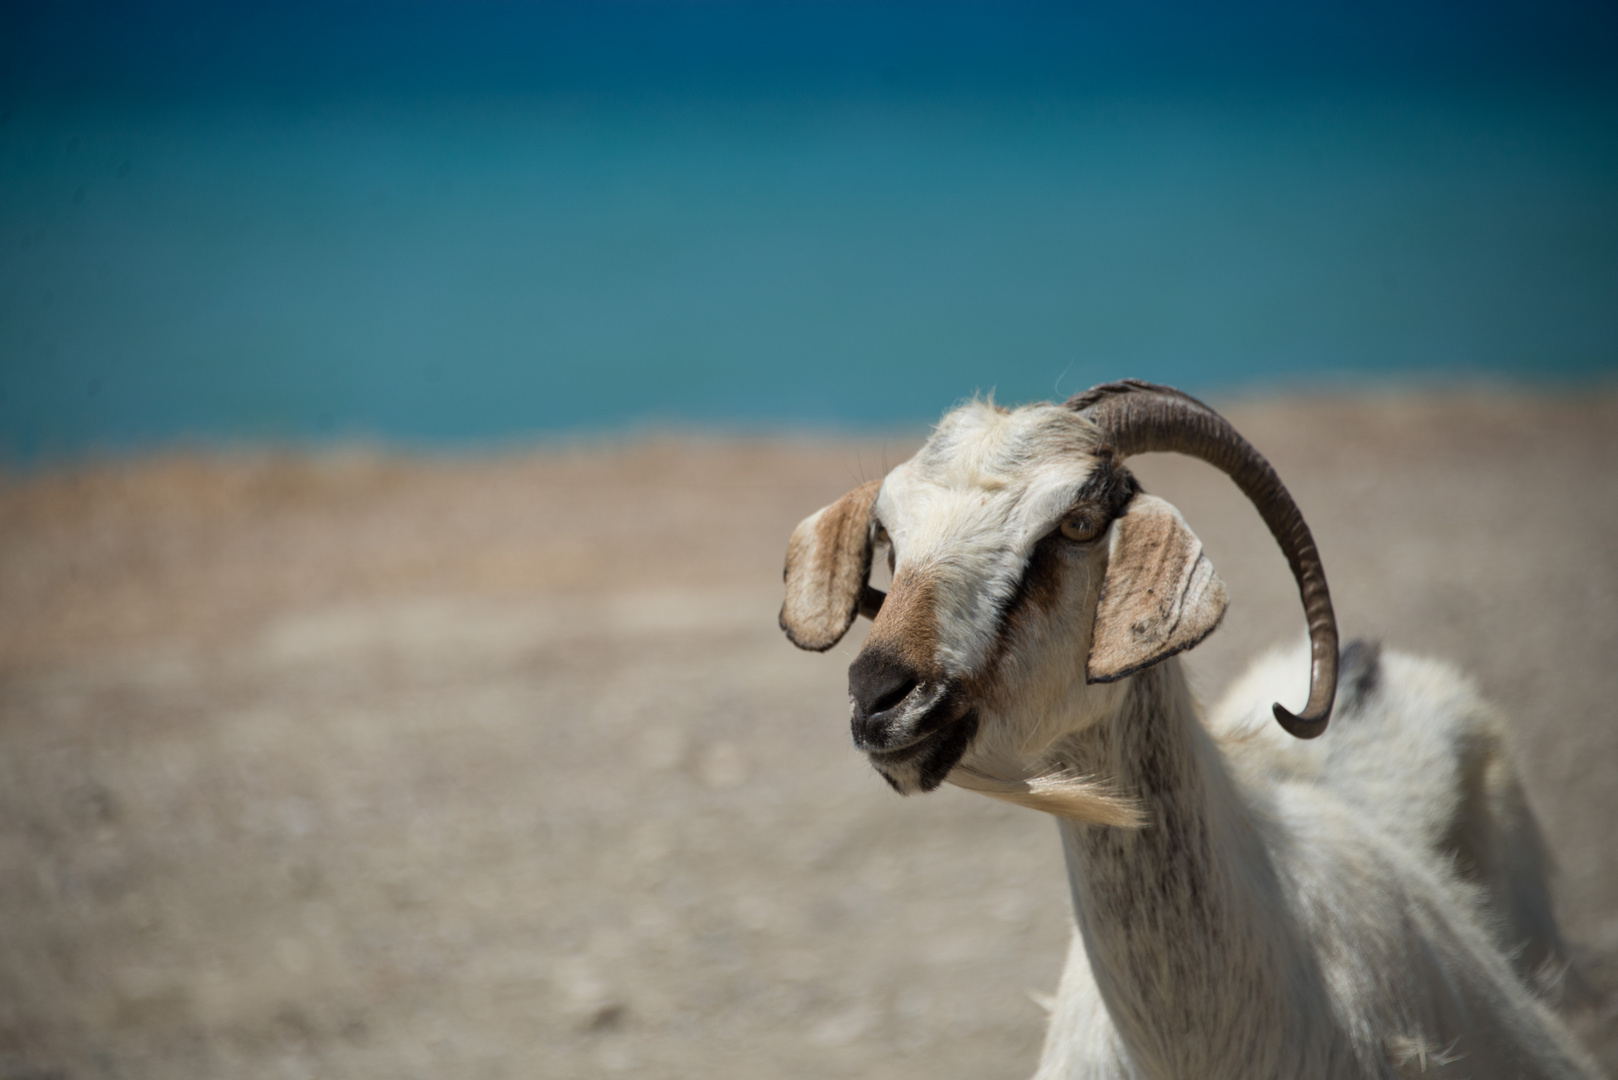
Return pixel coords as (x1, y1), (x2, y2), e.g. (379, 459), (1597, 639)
(2, 393), (1615, 1078)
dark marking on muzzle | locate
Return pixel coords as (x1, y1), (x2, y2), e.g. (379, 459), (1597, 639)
(870, 708), (981, 794)
(849, 641), (921, 725)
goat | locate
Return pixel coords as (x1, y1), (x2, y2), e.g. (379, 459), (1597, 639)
(778, 381), (1598, 1079)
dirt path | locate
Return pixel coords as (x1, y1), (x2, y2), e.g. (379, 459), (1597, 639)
(2, 395), (1614, 1079)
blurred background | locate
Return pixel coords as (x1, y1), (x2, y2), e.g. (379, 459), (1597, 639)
(1, 2), (1615, 1078)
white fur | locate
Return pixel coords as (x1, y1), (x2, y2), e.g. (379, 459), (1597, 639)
(874, 400), (1108, 679)
(1031, 652), (1595, 1079)
(1211, 642), (1580, 1002)
(847, 401), (1598, 1079)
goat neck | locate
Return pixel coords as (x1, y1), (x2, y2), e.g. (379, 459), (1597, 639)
(1044, 658), (1352, 1079)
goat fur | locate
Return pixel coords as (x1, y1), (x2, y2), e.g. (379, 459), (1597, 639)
(1034, 644), (1595, 1079)
(780, 399), (1600, 1079)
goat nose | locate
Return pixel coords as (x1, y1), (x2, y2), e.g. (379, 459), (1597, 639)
(849, 647), (921, 724)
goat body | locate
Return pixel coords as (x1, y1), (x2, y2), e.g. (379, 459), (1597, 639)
(779, 396), (1599, 1079)
(1036, 646), (1593, 1078)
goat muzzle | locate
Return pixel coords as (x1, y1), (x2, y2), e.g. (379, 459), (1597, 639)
(847, 646), (975, 791)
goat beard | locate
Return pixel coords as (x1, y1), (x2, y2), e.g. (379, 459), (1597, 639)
(947, 764), (1144, 828)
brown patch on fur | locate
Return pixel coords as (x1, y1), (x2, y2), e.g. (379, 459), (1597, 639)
(860, 565), (946, 681)
(779, 479), (881, 652)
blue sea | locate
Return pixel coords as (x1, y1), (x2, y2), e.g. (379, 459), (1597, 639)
(2, 4), (1616, 460)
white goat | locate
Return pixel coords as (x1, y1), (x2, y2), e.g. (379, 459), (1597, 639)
(779, 381), (1598, 1079)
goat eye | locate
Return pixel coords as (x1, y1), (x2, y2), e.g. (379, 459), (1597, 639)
(1060, 514), (1103, 543)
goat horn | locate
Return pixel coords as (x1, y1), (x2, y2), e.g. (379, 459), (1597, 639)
(1068, 379), (1337, 738)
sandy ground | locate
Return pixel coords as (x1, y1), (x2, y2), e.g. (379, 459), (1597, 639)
(1, 394), (1615, 1079)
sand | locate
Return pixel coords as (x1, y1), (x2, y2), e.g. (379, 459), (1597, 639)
(1, 393), (1614, 1079)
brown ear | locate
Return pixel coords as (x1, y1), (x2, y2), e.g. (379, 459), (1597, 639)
(780, 479), (883, 652)
(1087, 494), (1228, 683)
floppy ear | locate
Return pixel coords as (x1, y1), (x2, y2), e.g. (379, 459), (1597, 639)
(1087, 494), (1228, 684)
(780, 479), (883, 652)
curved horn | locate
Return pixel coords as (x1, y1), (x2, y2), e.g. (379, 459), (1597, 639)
(1068, 379), (1337, 738)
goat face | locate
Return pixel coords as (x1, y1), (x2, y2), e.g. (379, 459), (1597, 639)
(782, 400), (1229, 796)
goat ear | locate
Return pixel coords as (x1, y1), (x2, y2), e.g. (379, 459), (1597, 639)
(1086, 494), (1228, 684)
(780, 479), (883, 652)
